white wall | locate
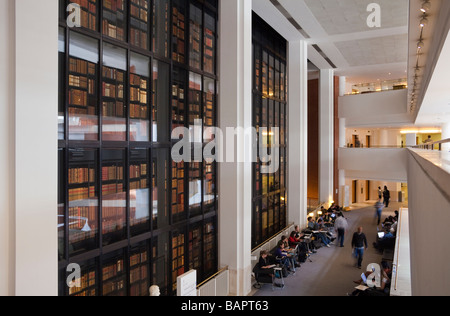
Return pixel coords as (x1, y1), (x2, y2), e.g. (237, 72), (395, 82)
(407, 150), (450, 296)
(0, 0), (15, 297)
(0, 0), (58, 296)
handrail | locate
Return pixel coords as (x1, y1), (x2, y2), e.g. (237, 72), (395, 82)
(411, 138), (450, 151)
(196, 266), (229, 289)
(251, 223), (295, 253)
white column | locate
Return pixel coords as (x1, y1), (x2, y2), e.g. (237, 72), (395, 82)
(13, 0), (58, 296)
(218, 0), (252, 296)
(405, 133), (417, 147)
(339, 76), (346, 96)
(319, 69), (335, 206)
(287, 40), (308, 229)
(442, 123), (450, 152)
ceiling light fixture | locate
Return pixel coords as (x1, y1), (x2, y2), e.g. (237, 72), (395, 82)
(420, 16), (429, 28)
(417, 40), (424, 49)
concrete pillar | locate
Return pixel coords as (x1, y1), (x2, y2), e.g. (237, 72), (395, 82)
(319, 69), (335, 206)
(218, 0), (253, 296)
(339, 76), (346, 97)
(405, 133), (417, 147)
(287, 40), (308, 229)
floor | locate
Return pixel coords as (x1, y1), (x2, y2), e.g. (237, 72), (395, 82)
(252, 201), (402, 296)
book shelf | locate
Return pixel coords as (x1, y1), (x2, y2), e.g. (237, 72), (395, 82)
(102, 0), (126, 41)
(188, 225), (202, 275)
(68, 57), (98, 141)
(203, 12), (215, 74)
(59, 0), (218, 297)
(172, 68), (186, 131)
(172, 0), (186, 64)
(130, 0), (149, 50)
(189, 4), (202, 70)
(171, 232), (185, 292)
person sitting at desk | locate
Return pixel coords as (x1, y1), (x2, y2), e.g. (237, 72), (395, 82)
(274, 241), (294, 272)
(308, 217), (333, 248)
(373, 227), (395, 253)
(257, 250), (275, 278)
(281, 236), (301, 268)
(351, 261), (392, 296)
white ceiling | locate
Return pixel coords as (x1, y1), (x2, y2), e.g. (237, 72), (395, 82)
(253, 0), (410, 86)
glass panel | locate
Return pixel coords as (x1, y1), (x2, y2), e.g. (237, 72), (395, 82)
(152, 232), (169, 296)
(171, 230), (185, 293)
(67, 258), (98, 296)
(188, 72), (202, 143)
(275, 58), (280, 99)
(152, 60), (170, 143)
(268, 197), (274, 236)
(171, 161), (186, 222)
(130, 0), (149, 49)
(59, 28), (65, 141)
(252, 200), (261, 249)
(280, 190), (286, 228)
(204, 219), (216, 278)
(203, 161), (215, 211)
(189, 4), (202, 70)
(58, 149), (65, 261)
(102, 43), (126, 141)
(102, 0), (126, 41)
(130, 52), (150, 141)
(280, 62), (286, 101)
(203, 11), (215, 74)
(262, 51), (268, 97)
(102, 149), (126, 246)
(152, 149), (170, 229)
(274, 193), (280, 232)
(254, 44), (261, 92)
(68, 149), (98, 255)
(129, 242), (149, 296)
(261, 197), (268, 241)
(203, 77), (215, 142)
(189, 162), (201, 216)
(172, 67), (186, 132)
(102, 250), (126, 296)
(280, 103), (285, 145)
(188, 223), (202, 279)
(152, 0), (169, 58)
(129, 149), (150, 236)
(68, 32), (99, 141)
(172, 0), (187, 63)
(71, 0), (98, 31)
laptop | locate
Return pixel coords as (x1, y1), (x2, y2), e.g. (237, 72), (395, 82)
(361, 273), (368, 284)
(378, 232), (385, 239)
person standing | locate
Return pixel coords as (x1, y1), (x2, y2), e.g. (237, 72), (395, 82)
(334, 213), (348, 247)
(352, 227), (368, 269)
(375, 199), (384, 226)
(378, 186), (382, 200)
(383, 186), (390, 208)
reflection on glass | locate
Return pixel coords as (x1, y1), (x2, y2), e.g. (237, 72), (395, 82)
(152, 149), (169, 229)
(129, 149), (150, 236)
(152, 60), (170, 143)
(102, 43), (126, 141)
(102, 0), (126, 41)
(152, 233), (169, 296)
(189, 4), (202, 69)
(189, 72), (202, 143)
(68, 259), (98, 296)
(130, 52), (150, 141)
(68, 32), (99, 141)
(171, 230), (185, 292)
(58, 149), (65, 261)
(203, 12), (215, 74)
(130, 0), (149, 50)
(102, 250), (126, 296)
(68, 149), (98, 256)
(152, 0), (169, 57)
(102, 149), (126, 246)
(129, 242), (149, 296)
(203, 161), (215, 210)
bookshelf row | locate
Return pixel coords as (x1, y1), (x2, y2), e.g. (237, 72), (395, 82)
(61, 219), (216, 296)
(61, 0), (216, 74)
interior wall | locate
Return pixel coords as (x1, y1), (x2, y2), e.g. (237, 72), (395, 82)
(407, 151), (450, 296)
(308, 79), (319, 201)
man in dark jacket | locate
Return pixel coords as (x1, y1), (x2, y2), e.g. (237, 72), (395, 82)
(352, 227), (368, 269)
(383, 186), (390, 208)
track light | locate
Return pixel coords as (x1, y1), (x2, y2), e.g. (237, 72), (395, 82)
(417, 40), (424, 49)
(420, 1), (431, 13)
(420, 16), (429, 27)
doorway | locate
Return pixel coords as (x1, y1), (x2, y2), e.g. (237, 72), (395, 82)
(352, 180), (357, 204)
